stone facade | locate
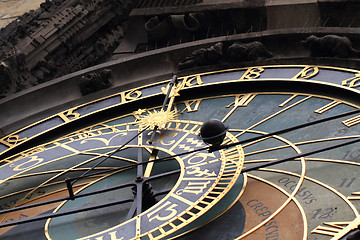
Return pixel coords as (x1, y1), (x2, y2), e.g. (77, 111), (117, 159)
(0, 0), (43, 28)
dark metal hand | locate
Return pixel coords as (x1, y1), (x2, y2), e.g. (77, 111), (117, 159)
(148, 74), (178, 144)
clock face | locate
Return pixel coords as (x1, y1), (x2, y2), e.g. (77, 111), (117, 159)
(0, 65), (360, 240)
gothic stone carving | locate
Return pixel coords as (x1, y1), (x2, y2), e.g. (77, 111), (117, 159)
(226, 41), (273, 62)
(0, 0), (136, 98)
(79, 69), (112, 96)
(302, 35), (360, 58)
(179, 41), (272, 70)
(179, 42), (223, 69)
(145, 13), (204, 42)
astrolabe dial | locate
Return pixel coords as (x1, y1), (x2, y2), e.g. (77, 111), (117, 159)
(0, 117), (245, 240)
(1, 65), (360, 240)
(171, 84), (360, 240)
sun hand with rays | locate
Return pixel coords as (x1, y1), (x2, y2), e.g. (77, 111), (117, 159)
(135, 109), (178, 130)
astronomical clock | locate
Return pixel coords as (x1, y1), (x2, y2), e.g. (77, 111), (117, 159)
(0, 65), (360, 240)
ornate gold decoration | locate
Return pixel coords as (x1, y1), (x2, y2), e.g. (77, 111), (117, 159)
(135, 109), (178, 129)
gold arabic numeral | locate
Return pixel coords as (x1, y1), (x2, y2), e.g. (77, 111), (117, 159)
(58, 107), (81, 123)
(176, 180), (211, 196)
(239, 67), (264, 80)
(9, 155), (44, 171)
(119, 89), (142, 104)
(342, 114), (360, 127)
(147, 201), (179, 223)
(292, 66), (319, 79)
(341, 73), (360, 88)
(0, 135), (27, 148)
(222, 94), (257, 122)
(314, 100), (342, 114)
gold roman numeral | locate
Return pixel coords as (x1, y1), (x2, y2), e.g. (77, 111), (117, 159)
(278, 94), (298, 107)
(312, 216), (360, 239)
(312, 222), (349, 236)
(315, 101), (341, 114)
(342, 115), (360, 127)
(176, 181), (211, 196)
(179, 100), (202, 114)
(348, 192), (360, 200)
(228, 94), (257, 107)
(222, 94), (256, 122)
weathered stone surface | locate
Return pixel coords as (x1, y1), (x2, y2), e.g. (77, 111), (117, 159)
(0, 0), (136, 98)
(79, 69), (112, 96)
(302, 35), (360, 58)
(0, 0), (44, 28)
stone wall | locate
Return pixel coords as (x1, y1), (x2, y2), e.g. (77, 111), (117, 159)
(0, 0), (43, 28)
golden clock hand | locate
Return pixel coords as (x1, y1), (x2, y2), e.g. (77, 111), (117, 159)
(148, 74), (178, 144)
(144, 148), (159, 178)
(136, 74), (179, 216)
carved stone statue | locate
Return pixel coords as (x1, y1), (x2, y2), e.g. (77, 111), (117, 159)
(145, 13), (204, 42)
(179, 41), (273, 69)
(0, 62), (15, 99)
(302, 35), (360, 58)
(226, 41), (273, 62)
(79, 69), (112, 95)
(179, 42), (223, 69)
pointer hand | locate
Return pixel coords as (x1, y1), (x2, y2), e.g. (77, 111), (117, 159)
(148, 74), (178, 144)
